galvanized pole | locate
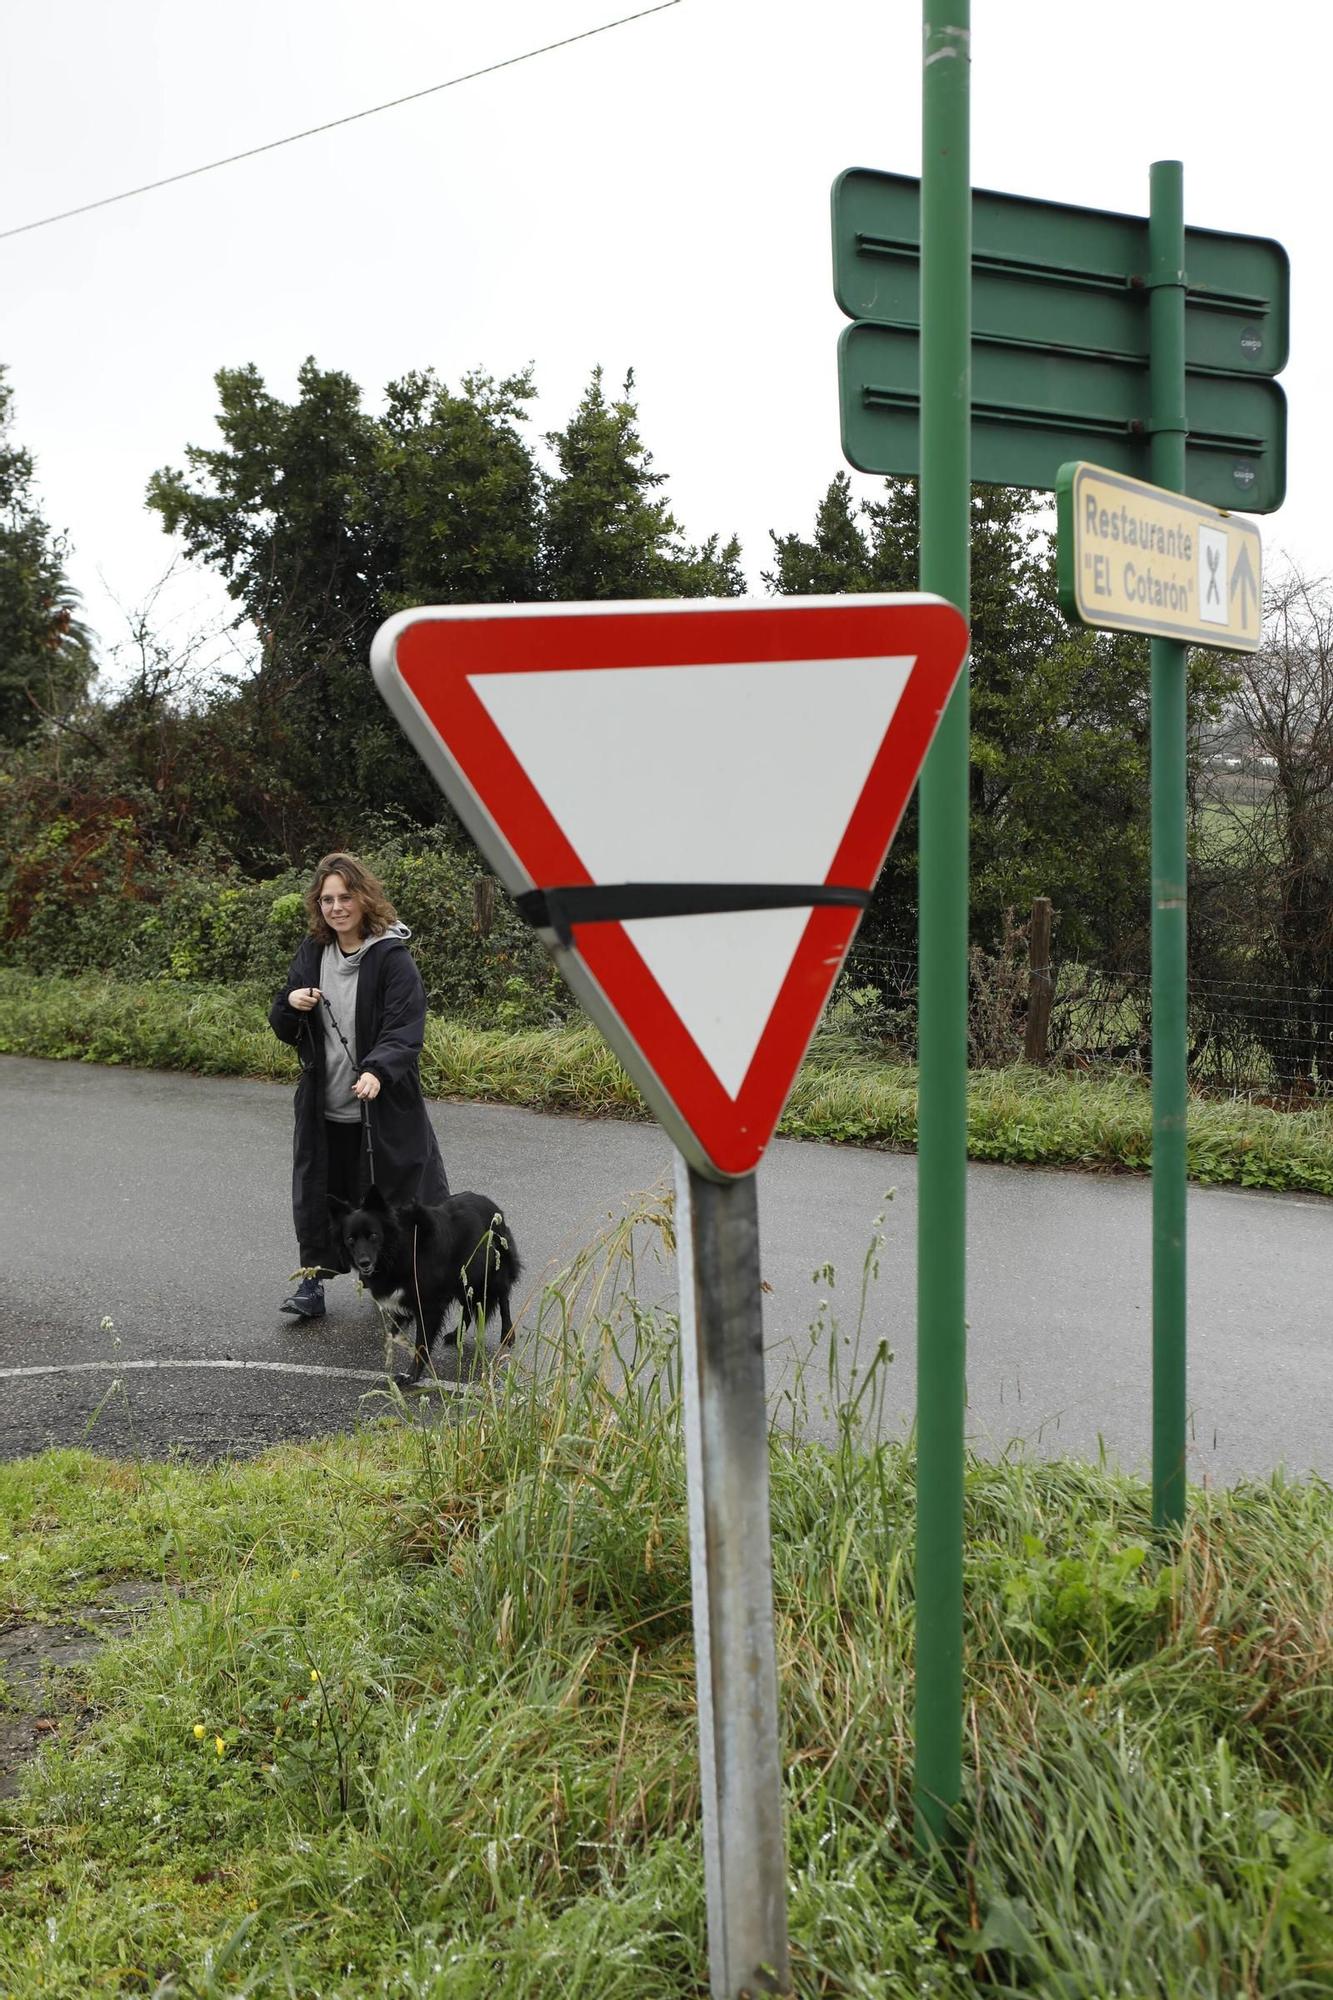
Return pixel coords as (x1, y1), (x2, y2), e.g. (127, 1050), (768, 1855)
(915, 0), (971, 1848)
(1148, 160), (1189, 1533)
(674, 1154), (790, 1999)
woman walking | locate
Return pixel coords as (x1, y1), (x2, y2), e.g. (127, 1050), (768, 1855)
(269, 852), (449, 1318)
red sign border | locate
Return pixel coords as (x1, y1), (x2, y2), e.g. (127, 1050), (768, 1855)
(374, 598), (967, 1177)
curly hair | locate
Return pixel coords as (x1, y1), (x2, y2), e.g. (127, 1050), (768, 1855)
(304, 852), (399, 946)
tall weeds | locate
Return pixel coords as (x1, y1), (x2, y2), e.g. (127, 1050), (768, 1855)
(1, 1197), (1331, 1995)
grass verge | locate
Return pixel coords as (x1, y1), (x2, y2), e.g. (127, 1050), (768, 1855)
(2, 968), (1331, 1196)
(1, 1204), (1331, 1997)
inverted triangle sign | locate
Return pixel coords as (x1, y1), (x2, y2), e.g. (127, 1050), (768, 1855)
(371, 596), (968, 1179)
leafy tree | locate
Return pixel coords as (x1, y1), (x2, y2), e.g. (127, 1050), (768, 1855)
(146, 362), (551, 838)
(146, 360), (743, 859)
(767, 474), (1233, 966)
(0, 368), (92, 744)
(767, 471), (887, 597)
(148, 359), (435, 833)
(376, 368), (541, 611)
(541, 368), (743, 600)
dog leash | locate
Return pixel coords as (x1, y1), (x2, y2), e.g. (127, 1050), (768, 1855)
(319, 993), (378, 1186)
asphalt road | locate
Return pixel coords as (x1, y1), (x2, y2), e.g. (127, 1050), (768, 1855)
(1, 1054), (1328, 1479)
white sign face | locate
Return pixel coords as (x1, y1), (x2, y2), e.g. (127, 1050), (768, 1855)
(1197, 524), (1229, 626)
(470, 656), (915, 1096)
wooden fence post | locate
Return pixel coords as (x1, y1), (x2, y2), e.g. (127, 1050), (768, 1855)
(1023, 896), (1055, 1063)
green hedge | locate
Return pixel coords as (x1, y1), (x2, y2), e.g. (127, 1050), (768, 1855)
(0, 829), (570, 1026)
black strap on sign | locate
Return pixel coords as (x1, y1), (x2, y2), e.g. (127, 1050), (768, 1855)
(514, 882), (871, 950)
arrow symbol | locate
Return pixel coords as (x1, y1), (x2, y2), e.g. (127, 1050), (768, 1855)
(1230, 541), (1258, 624)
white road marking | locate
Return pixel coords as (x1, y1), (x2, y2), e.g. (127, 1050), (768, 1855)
(0, 1358), (474, 1394)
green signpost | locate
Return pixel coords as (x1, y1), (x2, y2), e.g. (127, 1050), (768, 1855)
(1145, 160), (1191, 1538)
(838, 39), (1290, 1841)
(913, 0), (971, 1855)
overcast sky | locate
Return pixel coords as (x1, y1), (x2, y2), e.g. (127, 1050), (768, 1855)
(3, 0), (1325, 672)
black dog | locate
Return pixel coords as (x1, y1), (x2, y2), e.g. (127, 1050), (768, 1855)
(328, 1186), (522, 1384)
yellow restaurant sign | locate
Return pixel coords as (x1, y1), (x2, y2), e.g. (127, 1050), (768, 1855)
(1056, 462), (1263, 652)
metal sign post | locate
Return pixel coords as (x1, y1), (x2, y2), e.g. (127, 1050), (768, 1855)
(1148, 161), (1190, 1535)
(675, 1156), (789, 1998)
(914, 0), (971, 1851)
(1051, 178), (1217, 1540)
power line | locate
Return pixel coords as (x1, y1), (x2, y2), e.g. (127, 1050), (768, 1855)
(0, 1), (681, 243)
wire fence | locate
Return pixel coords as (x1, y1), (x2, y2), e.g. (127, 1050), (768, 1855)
(839, 936), (1333, 1098)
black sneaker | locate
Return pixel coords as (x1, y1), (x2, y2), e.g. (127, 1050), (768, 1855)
(281, 1276), (326, 1319)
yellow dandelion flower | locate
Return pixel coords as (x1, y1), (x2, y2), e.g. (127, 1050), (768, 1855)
(291, 1569), (301, 1581)
(215, 1736), (226, 1757)
(309, 1668), (320, 1683)
(193, 1724), (206, 1739)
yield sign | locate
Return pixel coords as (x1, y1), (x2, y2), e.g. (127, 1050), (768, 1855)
(371, 597), (967, 1179)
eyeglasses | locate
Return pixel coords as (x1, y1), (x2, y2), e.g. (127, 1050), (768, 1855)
(319, 895), (357, 909)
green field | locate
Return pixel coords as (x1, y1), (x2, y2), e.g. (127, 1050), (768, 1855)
(1194, 787), (1277, 864)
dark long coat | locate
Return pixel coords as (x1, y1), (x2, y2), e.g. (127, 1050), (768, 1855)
(269, 935), (449, 1266)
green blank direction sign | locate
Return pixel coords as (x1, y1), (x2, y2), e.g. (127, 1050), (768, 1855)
(832, 168), (1290, 378)
(839, 321), (1287, 512)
